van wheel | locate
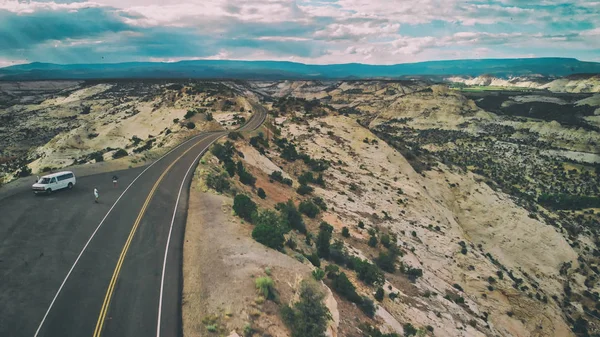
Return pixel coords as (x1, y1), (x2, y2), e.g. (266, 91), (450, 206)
(67, 183), (73, 189)
(46, 188), (52, 194)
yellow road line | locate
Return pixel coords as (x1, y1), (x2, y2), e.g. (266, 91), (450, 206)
(92, 133), (219, 337)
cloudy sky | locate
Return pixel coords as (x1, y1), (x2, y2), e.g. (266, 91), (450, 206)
(0, 0), (599, 67)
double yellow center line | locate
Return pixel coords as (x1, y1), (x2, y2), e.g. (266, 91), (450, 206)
(92, 133), (219, 337)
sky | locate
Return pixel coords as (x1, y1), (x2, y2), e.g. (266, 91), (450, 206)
(0, 0), (599, 67)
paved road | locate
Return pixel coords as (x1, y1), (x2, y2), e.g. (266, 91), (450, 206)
(0, 107), (265, 337)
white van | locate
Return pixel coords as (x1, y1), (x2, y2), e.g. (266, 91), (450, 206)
(32, 171), (76, 194)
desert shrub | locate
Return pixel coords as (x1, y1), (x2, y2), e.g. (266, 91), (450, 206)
(298, 172), (314, 185)
(299, 200), (320, 218)
(173, 118), (179, 124)
(236, 161), (256, 186)
(312, 196), (327, 211)
(252, 210), (285, 250)
(41, 166), (54, 172)
(233, 194), (257, 222)
(329, 240), (347, 265)
(342, 227), (350, 238)
(205, 112), (213, 121)
(278, 199), (306, 233)
(331, 272), (362, 303)
(281, 279), (330, 337)
(305, 251), (321, 267)
(206, 172), (230, 192)
(453, 283), (464, 292)
(227, 131), (242, 140)
(403, 323), (417, 336)
(346, 257), (384, 286)
(359, 296), (376, 317)
(280, 143), (299, 161)
(112, 149), (128, 159)
(88, 133), (99, 139)
(312, 268), (325, 281)
(359, 324), (400, 337)
(90, 151), (104, 162)
(317, 222), (333, 259)
(257, 187), (266, 199)
(375, 287), (384, 302)
(358, 221), (365, 228)
(186, 122), (196, 129)
(297, 184), (314, 195)
(375, 252), (396, 273)
(80, 105), (91, 115)
(184, 110), (196, 119)
(368, 235), (378, 247)
(497, 271), (504, 280)
(255, 276), (275, 300)
(224, 160), (236, 177)
(211, 141), (235, 162)
(400, 263), (423, 281)
(270, 170), (284, 182)
(18, 165), (32, 177)
(380, 234), (391, 248)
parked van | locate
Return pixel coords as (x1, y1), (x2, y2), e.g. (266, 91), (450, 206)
(32, 171), (76, 194)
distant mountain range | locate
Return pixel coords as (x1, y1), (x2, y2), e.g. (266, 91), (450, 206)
(1, 58), (599, 81)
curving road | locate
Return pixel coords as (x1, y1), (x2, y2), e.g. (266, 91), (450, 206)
(0, 106), (265, 337)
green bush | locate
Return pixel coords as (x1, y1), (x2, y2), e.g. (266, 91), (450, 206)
(331, 272), (361, 303)
(206, 172), (230, 192)
(297, 184), (314, 195)
(298, 172), (314, 185)
(281, 279), (330, 337)
(278, 199), (306, 233)
(227, 132), (242, 140)
(270, 170), (284, 182)
(375, 287), (384, 302)
(186, 122), (196, 129)
(252, 210), (285, 250)
(375, 251), (396, 273)
(305, 251), (321, 267)
(224, 161), (236, 177)
(184, 110), (196, 119)
(317, 222), (333, 259)
(255, 276), (275, 300)
(358, 221), (365, 229)
(312, 268), (325, 281)
(257, 187), (266, 199)
(112, 148), (128, 159)
(380, 234), (391, 248)
(403, 323), (417, 336)
(205, 112), (213, 121)
(18, 165), (32, 177)
(312, 197), (327, 211)
(236, 161), (256, 186)
(299, 200), (320, 218)
(233, 194), (257, 222)
(349, 258), (385, 286)
(211, 142), (235, 163)
(401, 264), (423, 281)
(90, 151), (104, 163)
(368, 236), (378, 247)
(359, 296), (376, 317)
(342, 227), (350, 238)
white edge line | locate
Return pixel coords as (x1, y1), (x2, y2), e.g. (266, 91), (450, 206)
(155, 109), (265, 336)
(155, 134), (223, 337)
(33, 132), (211, 337)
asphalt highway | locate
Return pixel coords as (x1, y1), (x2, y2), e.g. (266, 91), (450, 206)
(0, 106), (265, 337)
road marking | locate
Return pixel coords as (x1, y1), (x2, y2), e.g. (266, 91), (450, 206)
(33, 132), (214, 337)
(93, 133), (223, 337)
(155, 109), (265, 337)
(155, 135), (223, 337)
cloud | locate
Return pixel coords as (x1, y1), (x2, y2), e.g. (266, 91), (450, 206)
(0, 0), (598, 66)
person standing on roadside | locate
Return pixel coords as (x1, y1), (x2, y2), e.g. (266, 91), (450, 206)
(94, 188), (99, 203)
(112, 175), (119, 188)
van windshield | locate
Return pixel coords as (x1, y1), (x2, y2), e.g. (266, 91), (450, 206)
(39, 178), (51, 184)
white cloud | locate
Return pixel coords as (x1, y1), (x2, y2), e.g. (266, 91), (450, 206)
(314, 22), (400, 41)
